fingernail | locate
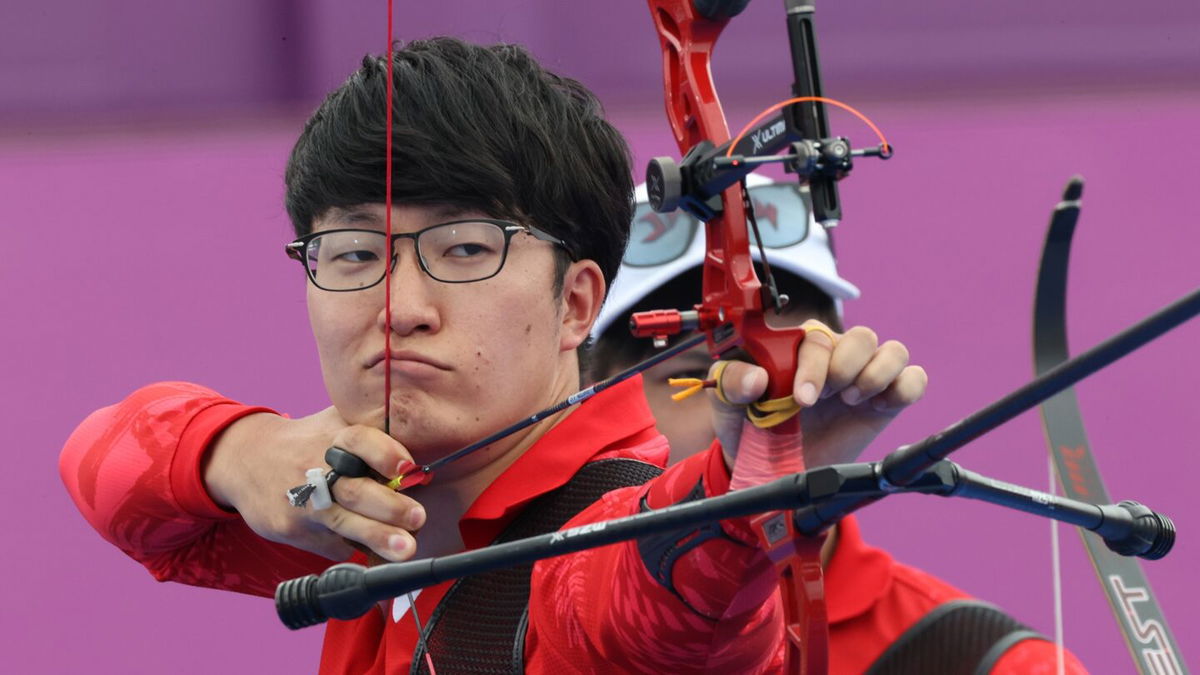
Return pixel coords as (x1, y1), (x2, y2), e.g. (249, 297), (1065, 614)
(387, 534), (410, 556)
(406, 505), (426, 530)
(394, 460), (418, 477)
(841, 386), (861, 405)
(871, 397), (889, 412)
(798, 382), (818, 406)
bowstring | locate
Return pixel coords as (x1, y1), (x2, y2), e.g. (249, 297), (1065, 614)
(383, 0), (394, 439)
(408, 591), (437, 674)
(1049, 457), (1065, 674)
(383, 3), (435, 672)
(741, 180), (784, 314)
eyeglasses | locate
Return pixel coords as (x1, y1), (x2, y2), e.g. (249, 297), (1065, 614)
(285, 219), (573, 292)
(624, 183), (810, 267)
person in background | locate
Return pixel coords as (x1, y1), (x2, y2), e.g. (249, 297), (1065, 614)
(587, 175), (1087, 672)
(590, 174), (857, 463)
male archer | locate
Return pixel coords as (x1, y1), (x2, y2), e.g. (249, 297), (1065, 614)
(60, 39), (1066, 673)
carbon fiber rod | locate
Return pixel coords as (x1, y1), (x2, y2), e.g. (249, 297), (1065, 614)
(792, 283), (1200, 533)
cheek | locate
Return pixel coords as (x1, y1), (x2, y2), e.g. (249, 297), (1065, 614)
(306, 289), (370, 370)
(307, 291), (338, 355)
(461, 281), (559, 362)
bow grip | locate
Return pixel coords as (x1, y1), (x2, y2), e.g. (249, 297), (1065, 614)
(738, 319), (808, 403)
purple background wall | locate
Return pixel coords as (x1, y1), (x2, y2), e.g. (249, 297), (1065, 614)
(3, 1), (1197, 672)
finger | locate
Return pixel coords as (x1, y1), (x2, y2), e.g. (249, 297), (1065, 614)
(330, 476), (427, 531)
(329, 425), (415, 479)
(869, 365), (929, 413)
(711, 360), (768, 406)
(708, 360), (761, 464)
(260, 513), (356, 562)
(823, 325), (879, 401)
(793, 320), (838, 406)
(291, 531), (356, 562)
(314, 504), (418, 563)
(841, 339), (910, 406)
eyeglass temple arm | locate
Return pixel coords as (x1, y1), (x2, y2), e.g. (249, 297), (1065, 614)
(285, 241), (305, 262)
(519, 225), (576, 259)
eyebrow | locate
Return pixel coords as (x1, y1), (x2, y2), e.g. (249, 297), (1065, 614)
(428, 204), (474, 220)
(325, 204), (476, 228)
(326, 207), (382, 227)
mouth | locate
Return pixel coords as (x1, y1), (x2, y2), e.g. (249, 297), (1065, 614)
(365, 350), (452, 372)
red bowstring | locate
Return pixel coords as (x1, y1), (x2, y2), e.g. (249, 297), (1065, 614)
(384, 7), (437, 674)
(384, 1), (394, 438)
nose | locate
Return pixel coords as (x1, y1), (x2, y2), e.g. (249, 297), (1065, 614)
(378, 241), (441, 337)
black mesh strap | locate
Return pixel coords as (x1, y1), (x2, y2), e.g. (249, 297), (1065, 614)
(411, 458), (664, 674)
(865, 599), (1045, 675)
(635, 477), (746, 620)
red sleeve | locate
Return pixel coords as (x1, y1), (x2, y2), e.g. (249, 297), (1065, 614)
(59, 381), (334, 597)
(525, 444), (786, 673)
(990, 638), (1088, 674)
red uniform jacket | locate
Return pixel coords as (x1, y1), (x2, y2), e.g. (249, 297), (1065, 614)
(60, 379), (1084, 673)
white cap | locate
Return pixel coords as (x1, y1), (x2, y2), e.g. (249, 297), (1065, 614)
(593, 173), (860, 339)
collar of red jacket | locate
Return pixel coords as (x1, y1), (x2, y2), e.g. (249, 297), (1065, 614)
(458, 374), (666, 550)
(823, 514), (893, 623)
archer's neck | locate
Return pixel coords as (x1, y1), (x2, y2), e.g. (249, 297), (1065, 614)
(401, 363), (583, 559)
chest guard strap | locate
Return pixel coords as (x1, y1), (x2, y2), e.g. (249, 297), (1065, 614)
(865, 599), (1045, 675)
(411, 458), (664, 674)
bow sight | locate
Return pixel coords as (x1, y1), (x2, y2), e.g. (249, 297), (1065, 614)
(645, 0), (890, 227)
(633, 0), (891, 356)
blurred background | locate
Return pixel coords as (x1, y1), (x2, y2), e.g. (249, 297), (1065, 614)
(3, 0), (1197, 672)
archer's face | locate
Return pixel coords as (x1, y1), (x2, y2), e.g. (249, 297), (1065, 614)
(305, 203), (584, 468)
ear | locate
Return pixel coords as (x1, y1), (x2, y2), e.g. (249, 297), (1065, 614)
(557, 259), (606, 352)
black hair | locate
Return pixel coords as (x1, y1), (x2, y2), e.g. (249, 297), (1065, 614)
(284, 37), (634, 293)
(588, 267), (844, 381)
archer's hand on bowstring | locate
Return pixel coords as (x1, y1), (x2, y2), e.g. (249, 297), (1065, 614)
(203, 406), (426, 563)
(711, 320), (928, 472)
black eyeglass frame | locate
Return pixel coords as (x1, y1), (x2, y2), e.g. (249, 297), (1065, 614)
(285, 219), (576, 292)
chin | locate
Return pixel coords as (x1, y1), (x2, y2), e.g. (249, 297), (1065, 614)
(329, 399), (386, 431)
(386, 413), (474, 460)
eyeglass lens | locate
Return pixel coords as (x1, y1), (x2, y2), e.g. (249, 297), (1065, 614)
(304, 221), (510, 290)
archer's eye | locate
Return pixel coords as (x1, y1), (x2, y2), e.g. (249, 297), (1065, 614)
(444, 242), (493, 258)
(336, 249), (380, 263)
(312, 231), (387, 266)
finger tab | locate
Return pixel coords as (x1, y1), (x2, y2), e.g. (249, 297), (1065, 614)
(325, 446), (371, 477)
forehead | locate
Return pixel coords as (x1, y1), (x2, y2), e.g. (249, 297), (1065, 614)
(314, 203), (485, 232)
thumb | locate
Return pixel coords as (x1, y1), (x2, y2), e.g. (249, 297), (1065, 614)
(710, 360), (768, 467)
(711, 360), (769, 405)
